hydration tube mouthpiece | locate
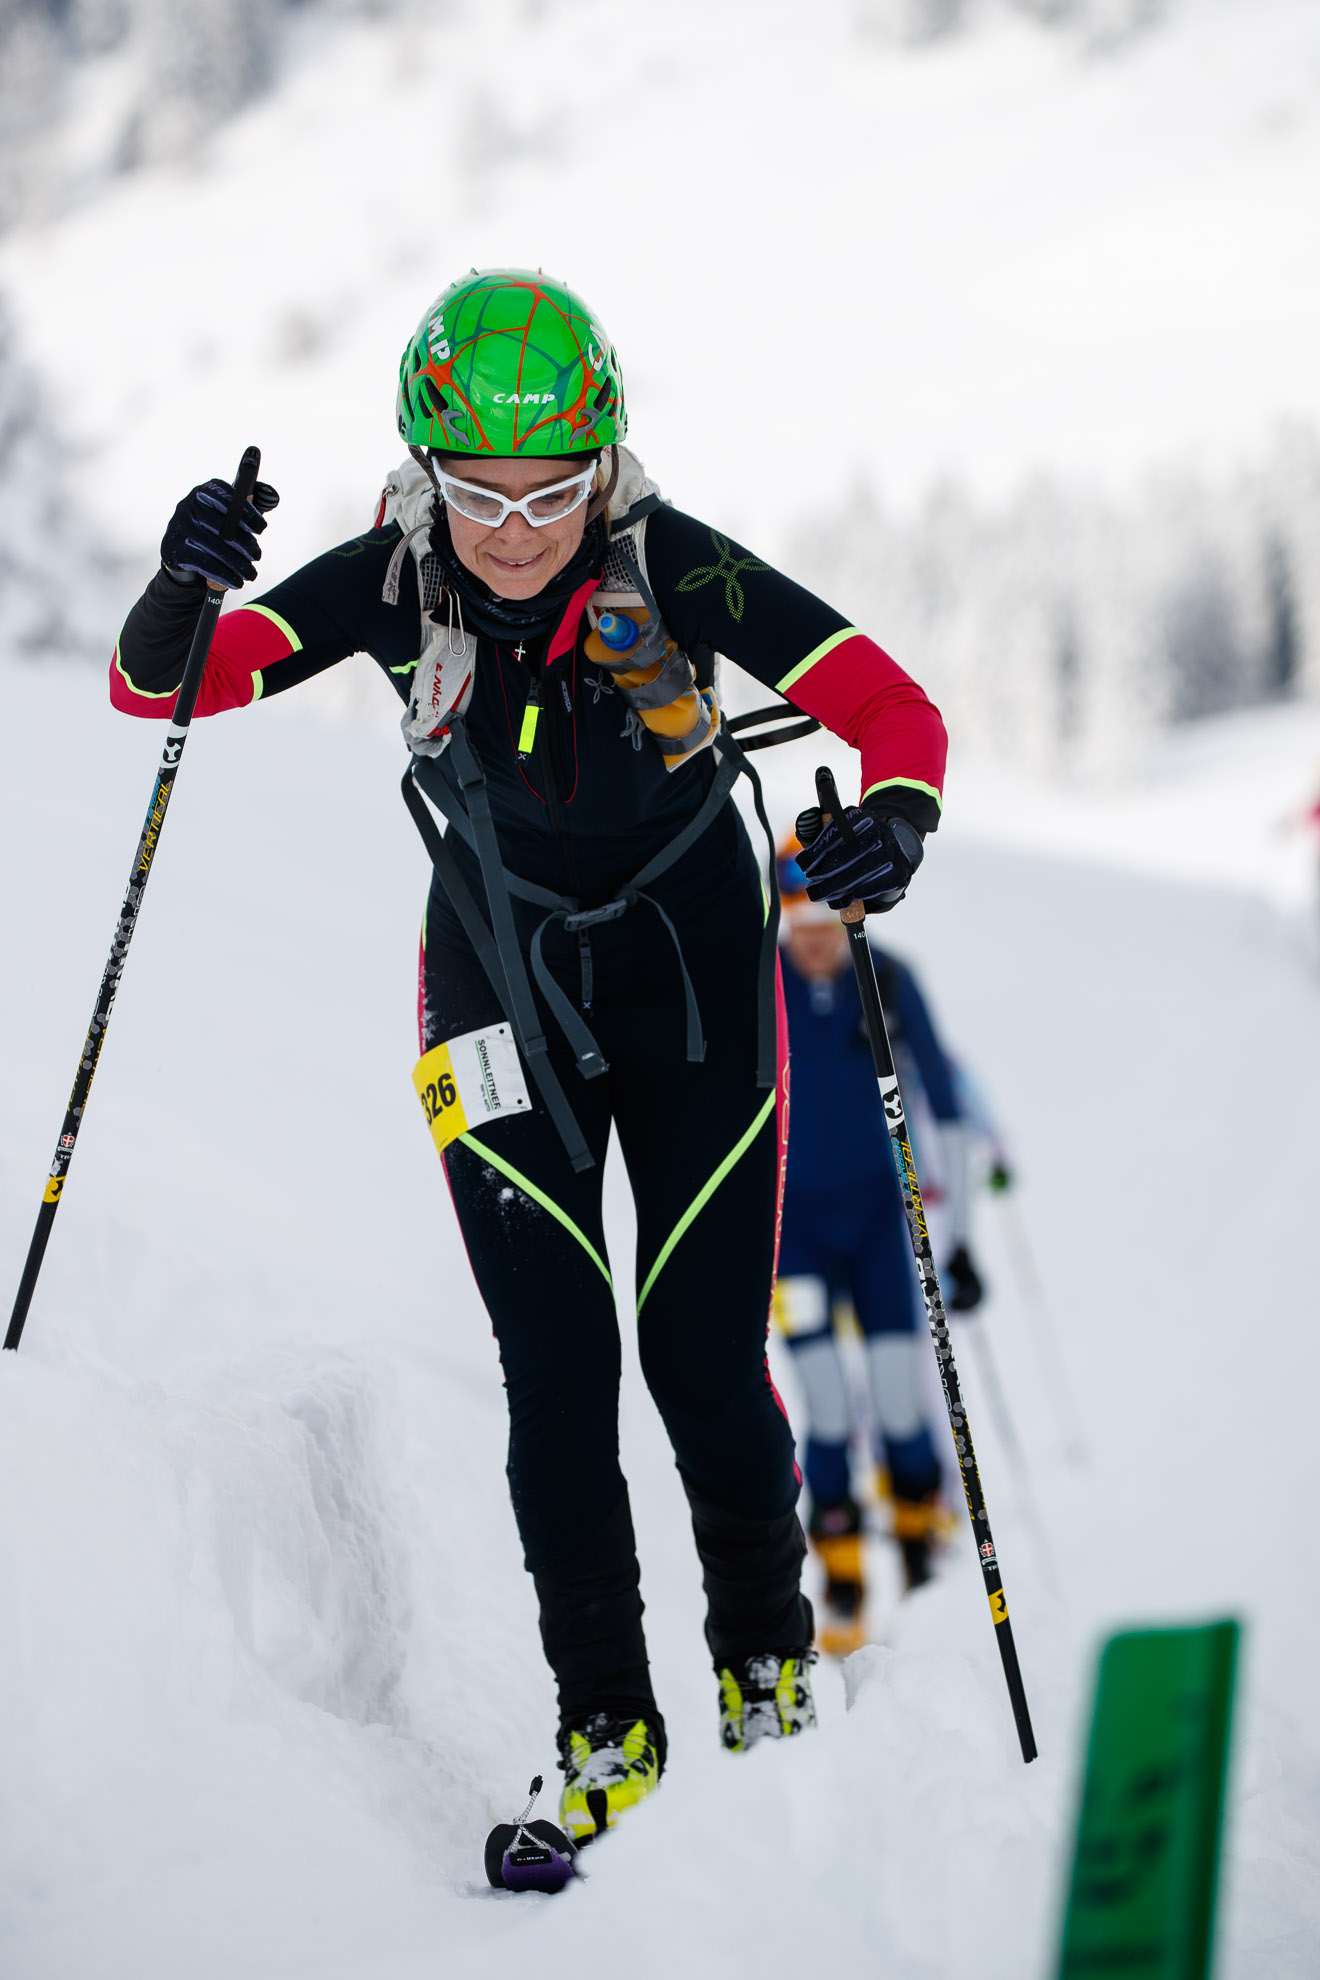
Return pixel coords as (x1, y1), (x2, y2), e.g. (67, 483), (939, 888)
(596, 611), (642, 654)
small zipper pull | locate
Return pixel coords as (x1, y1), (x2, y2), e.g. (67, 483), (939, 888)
(518, 679), (541, 760)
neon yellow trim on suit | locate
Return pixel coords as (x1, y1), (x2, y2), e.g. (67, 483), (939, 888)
(240, 603), (302, 703)
(862, 775), (944, 812)
(113, 640), (175, 698)
(113, 605), (284, 708)
(775, 626), (858, 697)
(456, 1132), (612, 1290)
(636, 1092), (777, 1313)
(242, 601), (303, 652)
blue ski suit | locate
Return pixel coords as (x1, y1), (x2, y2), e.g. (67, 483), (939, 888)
(778, 942), (963, 1511)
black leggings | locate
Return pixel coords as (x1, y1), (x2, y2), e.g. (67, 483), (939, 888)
(420, 848), (810, 1729)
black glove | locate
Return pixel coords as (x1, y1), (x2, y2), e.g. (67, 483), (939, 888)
(794, 798), (924, 913)
(943, 1243), (985, 1313)
(160, 476), (280, 590)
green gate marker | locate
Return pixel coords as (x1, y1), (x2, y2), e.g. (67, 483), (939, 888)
(1058, 1621), (1240, 1978)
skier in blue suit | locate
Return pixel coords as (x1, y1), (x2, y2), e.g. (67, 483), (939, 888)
(775, 840), (985, 1651)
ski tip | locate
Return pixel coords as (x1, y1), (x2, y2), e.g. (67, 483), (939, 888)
(484, 1817), (580, 1895)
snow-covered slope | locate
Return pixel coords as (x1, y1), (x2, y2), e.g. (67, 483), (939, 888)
(2, 2), (1319, 1969)
(1, 656), (1317, 1977)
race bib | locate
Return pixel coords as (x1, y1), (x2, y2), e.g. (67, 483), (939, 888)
(412, 1023), (532, 1155)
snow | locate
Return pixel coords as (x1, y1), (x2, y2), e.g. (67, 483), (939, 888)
(1, 0), (1319, 1968)
(2, 646), (1318, 1975)
(943, 698), (1320, 910)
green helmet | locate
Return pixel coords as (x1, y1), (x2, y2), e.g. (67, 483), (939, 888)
(396, 267), (626, 457)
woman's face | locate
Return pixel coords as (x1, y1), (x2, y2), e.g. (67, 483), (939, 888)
(441, 455), (591, 600)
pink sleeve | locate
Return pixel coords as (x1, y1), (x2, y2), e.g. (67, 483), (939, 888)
(777, 630), (947, 816)
(109, 605), (300, 720)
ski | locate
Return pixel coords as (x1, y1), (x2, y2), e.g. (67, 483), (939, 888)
(484, 1775), (580, 1894)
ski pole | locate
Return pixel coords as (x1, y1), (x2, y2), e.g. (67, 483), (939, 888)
(5, 446), (261, 1353)
(798, 766), (1037, 1764)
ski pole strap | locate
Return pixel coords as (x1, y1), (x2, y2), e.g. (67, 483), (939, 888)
(400, 765), (595, 1174)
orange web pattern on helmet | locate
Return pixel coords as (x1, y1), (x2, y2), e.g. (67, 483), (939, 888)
(411, 273), (619, 454)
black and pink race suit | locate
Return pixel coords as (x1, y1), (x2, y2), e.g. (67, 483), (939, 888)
(112, 497), (947, 1742)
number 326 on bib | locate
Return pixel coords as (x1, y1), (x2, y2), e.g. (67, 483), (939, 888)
(412, 1023), (532, 1155)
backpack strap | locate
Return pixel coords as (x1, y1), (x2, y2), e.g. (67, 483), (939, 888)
(725, 704), (822, 752)
(403, 720), (782, 1170)
(401, 759), (597, 1176)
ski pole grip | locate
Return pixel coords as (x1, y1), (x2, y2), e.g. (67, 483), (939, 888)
(814, 764), (852, 837)
(222, 445), (262, 539)
(812, 763), (867, 925)
(795, 764), (848, 849)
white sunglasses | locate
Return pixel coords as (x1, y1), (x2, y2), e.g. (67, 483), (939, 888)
(433, 462), (597, 529)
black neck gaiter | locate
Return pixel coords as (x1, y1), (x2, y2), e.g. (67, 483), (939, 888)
(427, 504), (607, 646)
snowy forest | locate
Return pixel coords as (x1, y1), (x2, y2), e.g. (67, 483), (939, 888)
(1, 4), (1318, 1977)
(794, 428), (1320, 772)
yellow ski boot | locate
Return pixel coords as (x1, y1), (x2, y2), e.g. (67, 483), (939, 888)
(892, 1489), (954, 1591)
(717, 1653), (817, 1750)
(809, 1496), (868, 1656)
(557, 1713), (662, 1844)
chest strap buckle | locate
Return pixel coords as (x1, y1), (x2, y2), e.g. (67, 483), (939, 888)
(562, 895), (634, 934)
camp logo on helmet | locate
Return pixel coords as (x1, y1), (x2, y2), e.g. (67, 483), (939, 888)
(396, 269), (626, 457)
(426, 305), (451, 362)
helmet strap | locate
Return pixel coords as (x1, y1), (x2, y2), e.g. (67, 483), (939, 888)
(410, 444), (444, 500)
(586, 445), (619, 525)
